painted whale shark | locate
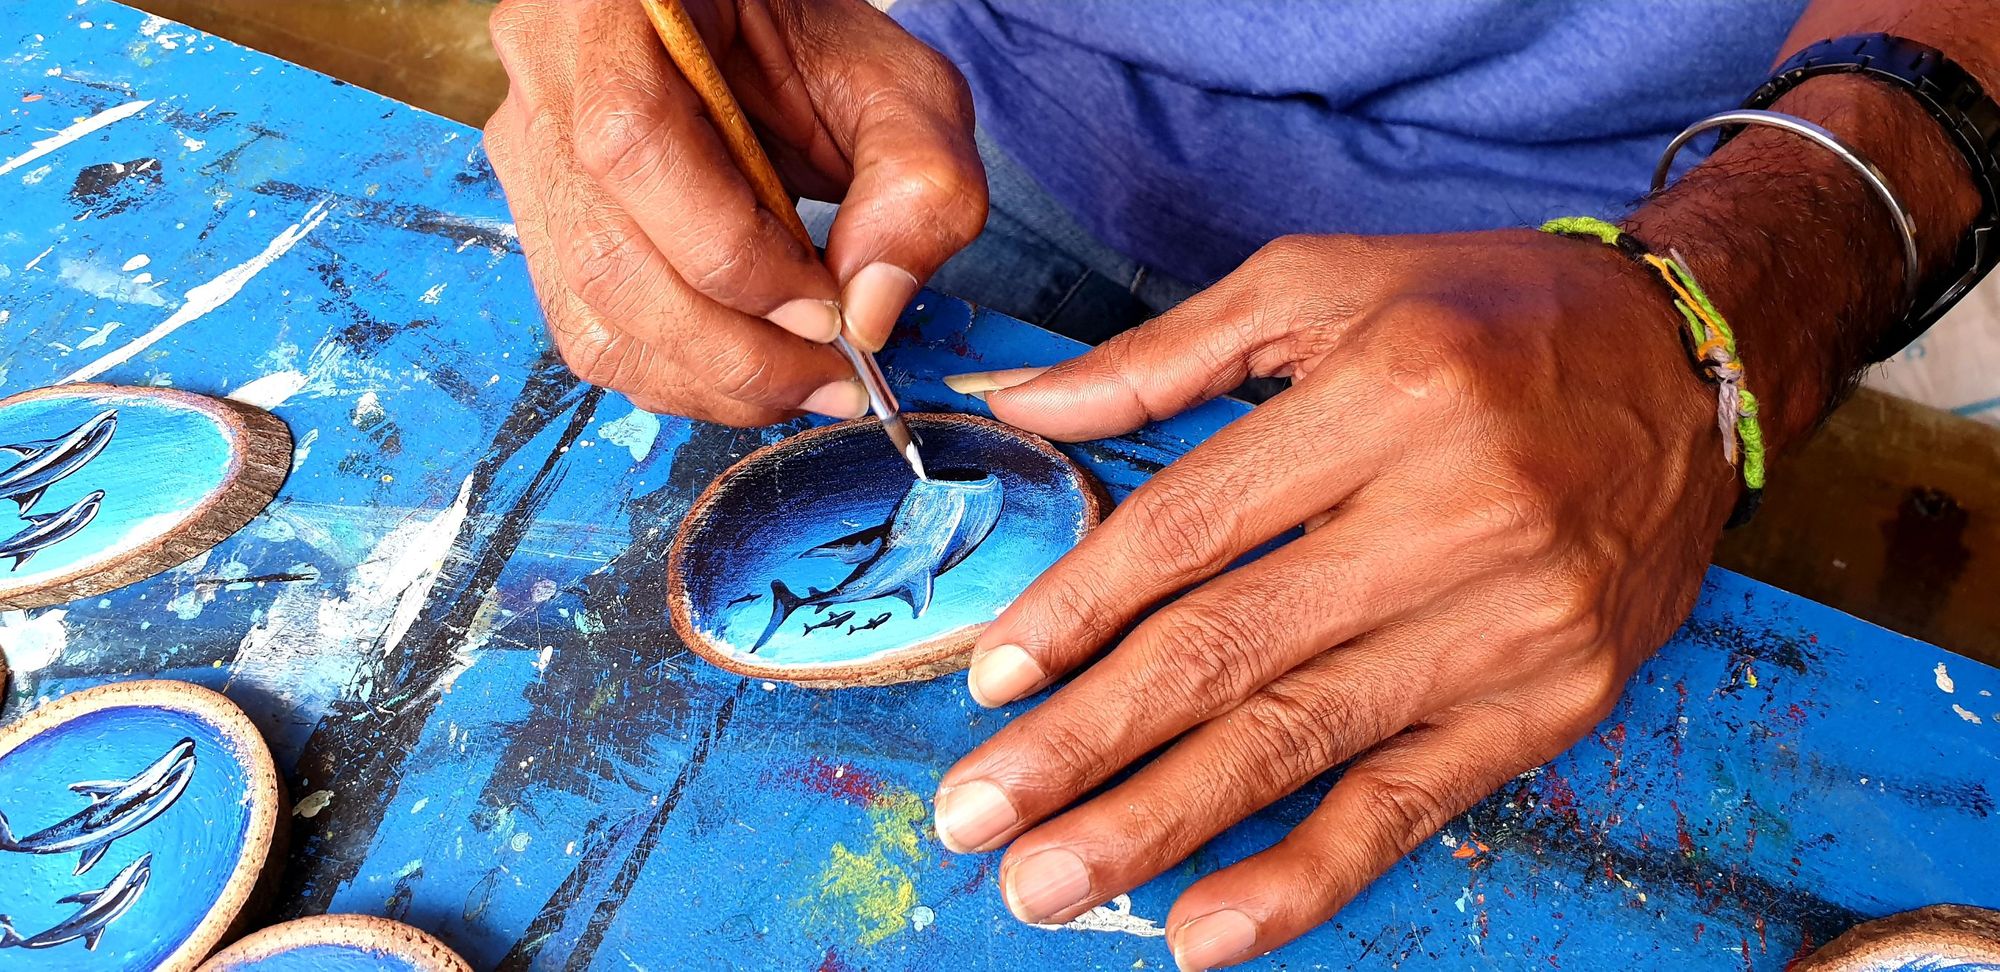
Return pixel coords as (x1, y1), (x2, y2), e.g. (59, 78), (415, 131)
(0, 489), (104, 572)
(0, 737), (196, 875)
(0, 852), (151, 951)
(752, 471), (1003, 651)
(0, 408), (116, 515)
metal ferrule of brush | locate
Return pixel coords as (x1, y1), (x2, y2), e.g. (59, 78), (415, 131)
(833, 336), (927, 480)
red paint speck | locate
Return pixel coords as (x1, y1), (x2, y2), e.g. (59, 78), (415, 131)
(776, 756), (885, 807)
(818, 947), (853, 972)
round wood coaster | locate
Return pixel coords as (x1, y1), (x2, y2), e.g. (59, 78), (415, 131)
(1796, 905), (2000, 970)
(0, 384), (291, 611)
(0, 679), (283, 971)
(668, 413), (1105, 688)
(197, 914), (472, 972)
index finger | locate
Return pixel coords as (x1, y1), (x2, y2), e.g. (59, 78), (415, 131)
(965, 375), (1393, 709)
(570, 0), (846, 342)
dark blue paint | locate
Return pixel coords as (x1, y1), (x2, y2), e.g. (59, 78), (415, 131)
(0, 3), (1996, 969)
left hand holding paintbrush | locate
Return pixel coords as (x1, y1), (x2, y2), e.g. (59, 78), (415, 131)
(482, 0), (986, 425)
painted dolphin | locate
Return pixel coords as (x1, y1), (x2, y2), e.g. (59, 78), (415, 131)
(0, 853), (151, 951)
(802, 609), (855, 635)
(0, 737), (196, 875)
(0, 408), (117, 515)
(0, 489), (104, 572)
(752, 471), (1003, 651)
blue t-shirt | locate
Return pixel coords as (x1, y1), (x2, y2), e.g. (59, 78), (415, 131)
(894, 1), (1808, 285)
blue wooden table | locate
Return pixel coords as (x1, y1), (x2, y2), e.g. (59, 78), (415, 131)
(2, 3), (1996, 969)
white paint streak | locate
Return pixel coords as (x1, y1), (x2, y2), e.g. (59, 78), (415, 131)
(1954, 704), (1983, 725)
(418, 282), (447, 304)
(121, 253), (150, 272)
(61, 196), (334, 383)
(0, 99), (154, 176)
(1936, 662), (1956, 694)
(0, 609), (69, 675)
(74, 322), (121, 350)
(1031, 895), (1165, 938)
(227, 369), (309, 409)
(232, 476), (475, 708)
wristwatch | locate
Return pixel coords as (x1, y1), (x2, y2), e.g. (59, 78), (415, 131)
(1736, 33), (2000, 361)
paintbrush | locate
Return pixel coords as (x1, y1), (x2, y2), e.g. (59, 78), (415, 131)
(637, 0), (928, 481)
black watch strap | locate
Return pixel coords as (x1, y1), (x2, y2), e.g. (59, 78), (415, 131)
(1738, 33), (2000, 362)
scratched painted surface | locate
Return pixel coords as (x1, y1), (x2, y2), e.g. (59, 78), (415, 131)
(0, 705), (250, 968)
(0, 2), (1996, 969)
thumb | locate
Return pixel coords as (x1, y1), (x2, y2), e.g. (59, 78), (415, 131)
(948, 289), (1267, 442)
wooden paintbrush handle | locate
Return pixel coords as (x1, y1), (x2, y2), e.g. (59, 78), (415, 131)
(637, 0), (817, 250)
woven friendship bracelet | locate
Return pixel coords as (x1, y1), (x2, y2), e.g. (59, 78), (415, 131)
(1539, 216), (1765, 526)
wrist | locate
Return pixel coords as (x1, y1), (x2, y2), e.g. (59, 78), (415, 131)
(1624, 74), (1982, 454)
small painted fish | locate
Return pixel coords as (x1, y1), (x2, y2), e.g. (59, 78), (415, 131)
(847, 612), (892, 635)
(801, 609), (855, 635)
(0, 408), (116, 516)
(0, 852), (151, 951)
(753, 471), (1003, 651)
(0, 489), (103, 571)
(0, 737), (195, 875)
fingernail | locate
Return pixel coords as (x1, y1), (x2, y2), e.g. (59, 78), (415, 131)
(967, 644), (1043, 707)
(766, 298), (843, 343)
(933, 779), (1017, 853)
(842, 263), (920, 352)
(943, 366), (1050, 400)
(1172, 909), (1259, 972)
(1004, 848), (1092, 922)
(801, 379), (869, 419)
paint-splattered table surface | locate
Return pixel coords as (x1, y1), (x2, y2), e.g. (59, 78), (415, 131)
(2, 2), (1997, 969)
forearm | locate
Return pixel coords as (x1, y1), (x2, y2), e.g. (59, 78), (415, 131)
(1625, 1), (1996, 454)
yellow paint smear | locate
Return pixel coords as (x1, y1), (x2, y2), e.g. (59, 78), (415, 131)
(803, 786), (929, 948)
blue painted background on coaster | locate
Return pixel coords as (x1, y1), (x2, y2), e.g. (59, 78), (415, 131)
(0, 2), (1996, 969)
(0, 704), (253, 969)
(0, 389), (235, 591)
(680, 416), (1091, 669)
(227, 942), (427, 972)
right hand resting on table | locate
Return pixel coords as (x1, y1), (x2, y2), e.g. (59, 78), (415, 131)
(483, 0), (987, 424)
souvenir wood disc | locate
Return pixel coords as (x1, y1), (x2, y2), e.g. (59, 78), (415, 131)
(0, 384), (291, 611)
(197, 914), (472, 972)
(1795, 905), (2000, 971)
(0, 679), (284, 971)
(668, 413), (1104, 688)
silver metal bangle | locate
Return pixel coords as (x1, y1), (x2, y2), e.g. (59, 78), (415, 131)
(1651, 109), (1922, 313)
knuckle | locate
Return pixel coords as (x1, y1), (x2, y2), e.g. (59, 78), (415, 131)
(1349, 767), (1461, 856)
(1226, 687), (1349, 787)
(689, 341), (779, 405)
(1011, 717), (1114, 795)
(573, 94), (663, 184)
(678, 221), (766, 306)
(489, 0), (537, 51)
(562, 222), (649, 318)
(1120, 480), (1234, 581)
(1247, 233), (1331, 272)
(1145, 603), (1263, 716)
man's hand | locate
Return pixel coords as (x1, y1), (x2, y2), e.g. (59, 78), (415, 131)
(483, 0), (985, 424)
(934, 231), (1743, 969)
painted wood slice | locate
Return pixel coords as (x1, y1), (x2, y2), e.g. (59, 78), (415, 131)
(197, 914), (472, 972)
(1797, 905), (2000, 971)
(669, 413), (1104, 687)
(0, 680), (283, 971)
(0, 383), (291, 611)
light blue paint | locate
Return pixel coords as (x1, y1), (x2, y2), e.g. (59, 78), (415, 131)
(0, 705), (255, 970)
(0, 389), (236, 591)
(595, 408), (659, 464)
(223, 942), (427, 972)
